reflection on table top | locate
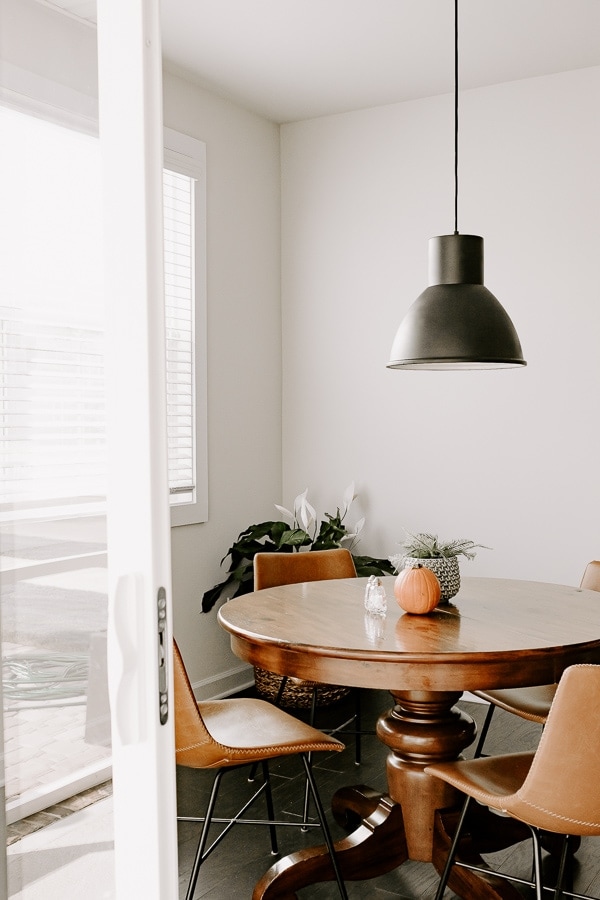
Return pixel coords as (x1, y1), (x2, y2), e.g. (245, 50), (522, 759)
(218, 576), (600, 693)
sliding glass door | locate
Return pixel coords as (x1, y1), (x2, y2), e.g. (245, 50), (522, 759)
(0, 105), (111, 836)
(0, 0), (179, 896)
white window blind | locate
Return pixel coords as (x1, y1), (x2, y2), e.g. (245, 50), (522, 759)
(163, 169), (195, 504)
(0, 107), (207, 525)
(163, 129), (208, 527)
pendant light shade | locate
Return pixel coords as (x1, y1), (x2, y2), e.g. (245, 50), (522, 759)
(387, 0), (526, 371)
(388, 234), (526, 370)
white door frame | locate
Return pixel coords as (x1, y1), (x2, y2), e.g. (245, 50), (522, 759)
(97, 1), (179, 897)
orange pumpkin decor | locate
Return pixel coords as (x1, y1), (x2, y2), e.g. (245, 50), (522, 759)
(394, 564), (441, 614)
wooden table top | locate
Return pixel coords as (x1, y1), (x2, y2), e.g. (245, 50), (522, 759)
(218, 576), (600, 693)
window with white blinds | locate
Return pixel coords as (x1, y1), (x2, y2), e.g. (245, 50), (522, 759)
(164, 129), (208, 527)
(164, 169), (195, 503)
(0, 108), (207, 526)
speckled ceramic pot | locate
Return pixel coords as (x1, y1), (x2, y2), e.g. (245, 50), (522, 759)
(402, 556), (460, 603)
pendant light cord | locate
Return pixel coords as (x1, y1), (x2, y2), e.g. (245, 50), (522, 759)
(454, 0), (459, 235)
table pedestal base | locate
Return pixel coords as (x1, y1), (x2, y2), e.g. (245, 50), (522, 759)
(251, 692), (552, 899)
(252, 788), (407, 900)
(253, 787), (538, 899)
(377, 690), (475, 861)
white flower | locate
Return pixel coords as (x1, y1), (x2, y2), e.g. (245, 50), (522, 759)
(275, 488), (316, 533)
(342, 481), (357, 517)
(274, 503), (295, 524)
(295, 489), (316, 532)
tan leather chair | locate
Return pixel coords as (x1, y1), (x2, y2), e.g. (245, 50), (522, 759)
(472, 560), (600, 757)
(426, 663), (600, 900)
(253, 548), (368, 826)
(253, 548), (367, 761)
(173, 640), (348, 900)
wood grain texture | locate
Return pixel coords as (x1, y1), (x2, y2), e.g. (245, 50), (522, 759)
(217, 576), (600, 898)
(219, 576), (600, 692)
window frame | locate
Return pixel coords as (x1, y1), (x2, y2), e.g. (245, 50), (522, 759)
(163, 128), (208, 527)
(0, 85), (208, 527)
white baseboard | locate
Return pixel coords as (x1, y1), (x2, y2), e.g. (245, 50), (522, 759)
(191, 662), (255, 701)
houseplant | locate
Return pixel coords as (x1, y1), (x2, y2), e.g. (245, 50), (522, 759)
(389, 531), (490, 603)
(201, 483), (395, 613)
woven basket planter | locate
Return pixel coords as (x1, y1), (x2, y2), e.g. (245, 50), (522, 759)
(253, 666), (350, 709)
(403, 556), (461, 603)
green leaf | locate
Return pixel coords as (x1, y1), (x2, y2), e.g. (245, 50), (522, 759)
(278, 528), (311, 548)
(201, 576), (234, 613)
(400, 530), (490, 560)
(352, 555), (396, 577)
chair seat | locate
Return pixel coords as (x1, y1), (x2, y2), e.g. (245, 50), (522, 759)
(428, 665), (600, 900)
(176, 696), (344, 768)
(426, 751), (534, 809)
(173, 640), (348, 900)
(473, 684), (556, 724)
(428, 741), (600, 838)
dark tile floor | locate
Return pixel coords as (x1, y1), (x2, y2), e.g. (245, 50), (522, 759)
(176, 688), (600, 899)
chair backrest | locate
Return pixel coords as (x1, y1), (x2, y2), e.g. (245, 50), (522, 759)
(580, 560), (600, 592)
(513, 664), (600, 835)
(254, 547), (357, 591)
(173, 639), (227, 768)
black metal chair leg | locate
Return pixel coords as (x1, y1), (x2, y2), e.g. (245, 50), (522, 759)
(261, 760), (279, 856)
(433, 794), (473, 900)
(529, 826), (545, 900)
(473, 701), (496, 757)
(185, 769), (224, 900)
(353, 689), (362, 765)
(301, 754), (348, 900)
(301, 686), (320, 827)
(308, 684), (319, 727)
(275, 675), (289, 706)
(301, 764), (312, 830)
(553, 834), (572, 900)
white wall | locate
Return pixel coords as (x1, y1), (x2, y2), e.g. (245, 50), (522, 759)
(0, 0), (282, 694)
(163, 73), (281, 693)
(4, 0), (600, 698)
(281, 66), (600, 588)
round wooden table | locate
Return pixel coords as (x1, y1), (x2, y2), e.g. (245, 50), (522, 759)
(218, 576), (600, 899)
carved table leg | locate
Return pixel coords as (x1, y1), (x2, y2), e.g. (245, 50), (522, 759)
(377, 690), (476, 861)
(253, 690), (532, 899)
(253, 790), (407, 900)
(378, 690), (526, 899)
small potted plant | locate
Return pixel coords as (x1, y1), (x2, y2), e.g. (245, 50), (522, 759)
(389, 531), (490, 603)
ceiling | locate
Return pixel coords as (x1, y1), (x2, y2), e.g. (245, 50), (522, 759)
(42, 0), (600, 123)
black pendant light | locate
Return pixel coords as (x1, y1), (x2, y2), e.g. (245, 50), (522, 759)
(387, 0), (526, 370)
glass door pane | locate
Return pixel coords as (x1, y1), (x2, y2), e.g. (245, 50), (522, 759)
(1, 3), (178, 896)
(0, 103), (114, 898)
(0, 101), (111, 817)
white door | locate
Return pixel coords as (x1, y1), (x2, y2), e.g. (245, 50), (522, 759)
(97, 0), (179, 897)
(0, 1), (178, 895)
